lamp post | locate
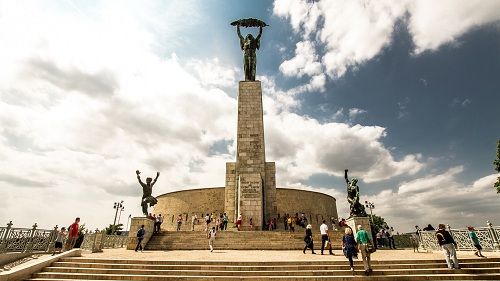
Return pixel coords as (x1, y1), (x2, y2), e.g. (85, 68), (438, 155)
(113, 201), (124, 227)
(125, 214), (132, 232)
(365, 200), (375, 224)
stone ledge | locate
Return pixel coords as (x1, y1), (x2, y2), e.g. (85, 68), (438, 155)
(0, 249), (81, 281)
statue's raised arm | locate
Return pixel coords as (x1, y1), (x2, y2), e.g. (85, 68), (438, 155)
(151, 171), (160, 187)
(344, 169), (350, 185)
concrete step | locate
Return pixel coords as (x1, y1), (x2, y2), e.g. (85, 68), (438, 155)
(25, 272), (500, 280)
(50, 261), (500, 270)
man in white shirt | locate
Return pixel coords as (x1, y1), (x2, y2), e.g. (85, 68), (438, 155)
(320, 220), (333, 255)
(208, 227), (217, 252)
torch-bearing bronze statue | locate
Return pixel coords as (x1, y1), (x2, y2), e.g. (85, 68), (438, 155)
(231, 18), (268, 81)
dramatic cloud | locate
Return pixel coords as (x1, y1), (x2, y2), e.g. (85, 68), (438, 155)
(274, 0), (500, 78)
(364, 168), (500, 231)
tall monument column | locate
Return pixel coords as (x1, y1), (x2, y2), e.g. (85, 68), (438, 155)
(225, 81), (276, 230)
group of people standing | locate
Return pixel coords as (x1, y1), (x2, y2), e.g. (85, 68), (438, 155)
(52, 217), (81, 255)
(303, 221), (375, 276)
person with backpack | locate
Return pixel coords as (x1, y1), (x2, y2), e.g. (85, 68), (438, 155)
(135, 225), (145, 252)
(342, 227), (358, 272)
(356, 225), (373, 275)
(303, 224), (316, 254)
(222, 213), (228, 230)
(436, 224), (460, 269)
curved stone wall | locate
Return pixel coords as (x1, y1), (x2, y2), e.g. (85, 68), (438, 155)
(153, 187), (337, 231)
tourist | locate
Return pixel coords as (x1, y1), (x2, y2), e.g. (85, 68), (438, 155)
(303, 224), (316, 254)
(342, 227), (358, 272)
(215, 216), (220, 231)
(223, 213), (228, 230)
(158, 214), (163, 232)
(52, 227), (66, 255)
(330, 217), (338, 231)
(219, 214), (224, 231)
(283, 214), (288, 231)
(320, 220), (333, 255)
(176, 214), (182, 231)
(380, 229), (387, 248)
(208, 226), (217, 252)
(287, 216), (294, 232)
(272, 218), (277, 230)
(436, 224), (460, 269)
(249, 218), (254, 230)
(355, 225), (373, 275)
(135, 224), (145, 252)
(67, 217), (80, 250)
(468, 226), (486, 258)
(236, 214), (242, 231)
(205, 213), (210, 231)
(411, 232), (420, 252)
(376, 230), (382, 248)
(191, 214), (198, 231)
(387, 226), (396, 249)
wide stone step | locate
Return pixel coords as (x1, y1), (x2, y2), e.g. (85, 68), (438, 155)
(26, 272), (500, 280)
(40, 266), (500, 276)
(50, 261), (500, 270)
(59, 257), (500, 265)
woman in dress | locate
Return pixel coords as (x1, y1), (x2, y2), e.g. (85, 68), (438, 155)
(343, 227), (358, 271)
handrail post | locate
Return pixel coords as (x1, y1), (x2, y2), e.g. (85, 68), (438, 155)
(487, 221), (500, 251)
(24, 223), (37, 253)
(0, 221), (13, 253)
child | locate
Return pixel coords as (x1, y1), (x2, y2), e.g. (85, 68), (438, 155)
(468, 226), (486, 258)
(53, 227), (66, 255)
(208, 227), (217, 252)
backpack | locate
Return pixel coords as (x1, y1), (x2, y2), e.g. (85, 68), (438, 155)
(137, 228), (145, 237)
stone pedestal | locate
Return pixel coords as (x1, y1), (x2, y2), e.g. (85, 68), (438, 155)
(126, 217), (155, 250)
(346, 216), (372, 237)
(225, 81), (276, 230)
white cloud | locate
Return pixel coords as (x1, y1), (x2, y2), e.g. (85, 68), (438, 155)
(279, 41), (322, 78)
(348, 108), (367, 121)
(273, 0), (500, 79)
(364, 169), (500, 232)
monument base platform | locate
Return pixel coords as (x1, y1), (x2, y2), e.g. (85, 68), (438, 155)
(126, 217), (155, 250)
(145, 230), (342, 250)
(346, 216), (372, 237)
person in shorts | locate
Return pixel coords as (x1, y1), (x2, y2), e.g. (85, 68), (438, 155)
(468, 226), (486, 258)
(52, 227), (66, 255)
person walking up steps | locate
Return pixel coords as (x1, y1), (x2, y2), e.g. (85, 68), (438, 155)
(342, 227), (358, 272)
(436, 224), (460, 269)
(135, 225), (145, 252)
(468, 226), (486, 258)
(356, 225), (373, 276)
(320, 220), (333, 255)
(303, 224), (316, 254)
(208, 226), (217, 252)
(52, 227), (66, 255)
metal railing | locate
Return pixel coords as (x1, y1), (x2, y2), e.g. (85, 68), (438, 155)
(80, 230), (127, 253)
(0, 222), (57, 254)
(0, 221), (127, 255)
(415, 221), (500, 252)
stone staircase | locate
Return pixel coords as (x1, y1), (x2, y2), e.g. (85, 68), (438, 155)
(26, 257), (500, 280)
(145, 230), (343, 250)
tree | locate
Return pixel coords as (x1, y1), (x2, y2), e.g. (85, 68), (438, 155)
(104, 223), (123, 235)
(495, 140), (500, 193)
(370, 214), (387, 232)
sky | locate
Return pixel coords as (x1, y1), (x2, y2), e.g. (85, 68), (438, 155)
(0, 0), (499, 232)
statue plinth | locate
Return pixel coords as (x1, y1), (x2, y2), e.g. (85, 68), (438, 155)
(225, 81), (277, 230)
(346, 216), (372, 237)
(126, 217), (155, 250)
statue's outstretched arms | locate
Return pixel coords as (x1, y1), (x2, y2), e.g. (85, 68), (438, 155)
(136, 170), (145, 186)
(256, 26), (263, 40)
(344, 169), (350, 185)
(237, 24), (244, 50)
(151, 171), (160, 187)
